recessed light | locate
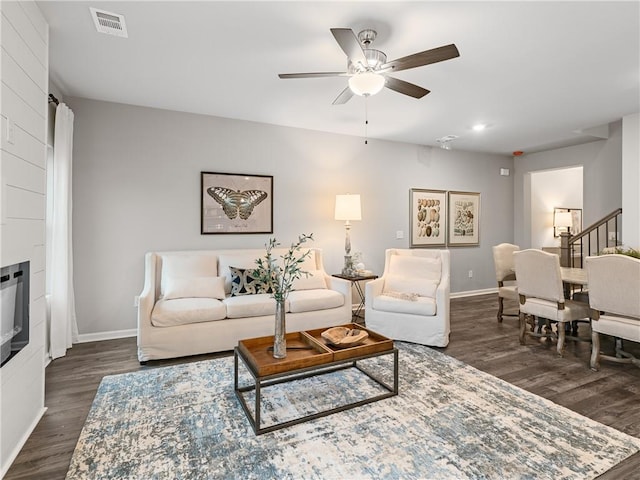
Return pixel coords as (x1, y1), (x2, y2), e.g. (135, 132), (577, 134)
(472, 124), (486, 132)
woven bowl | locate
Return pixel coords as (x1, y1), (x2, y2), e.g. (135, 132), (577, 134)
(321, 327), (369, 348)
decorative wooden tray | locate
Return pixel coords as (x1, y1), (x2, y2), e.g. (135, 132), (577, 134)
(237, 324), (394, 376)
(238, 331), (332, 376)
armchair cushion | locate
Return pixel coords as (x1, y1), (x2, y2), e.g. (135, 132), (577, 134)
(163, 276), (226, 300)
(383, 255), (441, 298)
(373, 294), (437, 316)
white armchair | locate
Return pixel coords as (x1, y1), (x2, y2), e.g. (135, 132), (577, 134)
(585, 254), (640, 370)
(364, 249), (450, 347)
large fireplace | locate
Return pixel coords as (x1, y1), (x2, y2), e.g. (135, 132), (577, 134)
(1, 261), (30, 367)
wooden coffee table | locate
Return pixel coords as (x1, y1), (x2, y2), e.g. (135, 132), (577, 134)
(234, 323), (398, 435)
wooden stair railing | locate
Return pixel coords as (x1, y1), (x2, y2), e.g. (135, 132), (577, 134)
(560, 208), (622, 268)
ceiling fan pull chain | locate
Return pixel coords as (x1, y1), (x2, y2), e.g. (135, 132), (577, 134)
(364, 96), (369, 145)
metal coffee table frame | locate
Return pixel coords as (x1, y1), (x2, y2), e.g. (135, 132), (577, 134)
(234, 347), (398, 435)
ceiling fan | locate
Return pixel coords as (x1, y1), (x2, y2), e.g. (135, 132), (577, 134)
(278, 28), (460, 105)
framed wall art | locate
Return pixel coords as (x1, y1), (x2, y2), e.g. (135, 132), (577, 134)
(410, 188), (447, 248)
(448, 191), (480, 246)
(201, 172), (273, 234)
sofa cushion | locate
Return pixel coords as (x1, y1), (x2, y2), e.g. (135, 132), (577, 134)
(292, 270), (327, 290)
(229, 266), (272, 296)
(223, 294), (285, 318)
(373, 294), (437, 316)
(164, 276), (226, 300)
(160, 254), (218, 297)
(151, 298), (226, 327)
(288, 289), (344, 313)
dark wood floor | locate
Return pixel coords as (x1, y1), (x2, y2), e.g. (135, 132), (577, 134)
(6, 294), (640, 479)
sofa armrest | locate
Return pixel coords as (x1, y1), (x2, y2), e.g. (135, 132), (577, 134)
(325, 275), (353, 308)
(137, 253), (158, 350)
(365, 277), (385, 308)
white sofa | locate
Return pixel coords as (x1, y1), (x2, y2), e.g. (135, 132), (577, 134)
(137, 248), (352, 362)
(364, 249), (451, 347)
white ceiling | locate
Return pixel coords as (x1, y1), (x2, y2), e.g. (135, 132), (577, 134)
(37, 1), (639, 155)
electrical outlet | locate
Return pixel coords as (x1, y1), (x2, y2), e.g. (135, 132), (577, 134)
(133, 295), (140, 307)
(468, 270), (473, 278)
(608, 232), (617, 241)
(396, 230), (404, 239)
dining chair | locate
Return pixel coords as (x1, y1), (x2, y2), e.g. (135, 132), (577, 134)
(492, 243), (519, 322)
(513, 249), (590, 356)
(585, 254), (640, 370)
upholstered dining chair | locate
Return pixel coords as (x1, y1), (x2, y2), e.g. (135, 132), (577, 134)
(365, 249), (450, 347)
(492, 243), (520, 322)
(585, 254), (640, 371)
(513, 249), (590, 356)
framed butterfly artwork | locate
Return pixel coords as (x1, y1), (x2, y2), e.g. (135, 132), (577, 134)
(201, 172), (273, 234)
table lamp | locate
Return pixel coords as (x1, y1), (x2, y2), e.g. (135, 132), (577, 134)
(554, 211), (573, 236)
(335, 194), (361, 275)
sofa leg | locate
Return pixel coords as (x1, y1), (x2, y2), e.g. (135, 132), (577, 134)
(139, 360), (148, 366)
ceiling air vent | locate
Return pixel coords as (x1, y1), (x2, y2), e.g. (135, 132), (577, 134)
(90, 8), (128, 38)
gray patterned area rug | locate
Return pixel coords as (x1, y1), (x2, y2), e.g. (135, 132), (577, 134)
(67, 342), (640, 479)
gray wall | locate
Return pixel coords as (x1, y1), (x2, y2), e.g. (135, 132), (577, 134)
(68, 97), (514, 337)
(513, 120), (623, 248)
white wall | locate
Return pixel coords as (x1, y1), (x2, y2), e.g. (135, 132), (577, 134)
(514, 120), (624, 248)
(0, 1), (48, 475)
(67, 97), (514, 338)
(529, 166), (583, 248)
(622, 113), (639, 248)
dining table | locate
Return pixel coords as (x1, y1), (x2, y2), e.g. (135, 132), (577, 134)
(560, 267), (588, 287)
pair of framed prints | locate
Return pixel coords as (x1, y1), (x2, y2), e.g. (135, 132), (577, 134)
(410, 189), (480, 248)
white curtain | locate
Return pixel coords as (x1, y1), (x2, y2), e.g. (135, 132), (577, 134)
(48, 103), (78, 359)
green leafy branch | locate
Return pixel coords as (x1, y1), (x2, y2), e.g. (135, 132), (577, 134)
(253, 233), (314, 302)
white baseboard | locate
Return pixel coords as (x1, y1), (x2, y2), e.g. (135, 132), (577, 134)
(76, 329), (137, 344)
(451, 288), (497, 299)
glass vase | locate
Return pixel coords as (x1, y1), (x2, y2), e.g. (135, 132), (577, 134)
(273, 299), (286, 359)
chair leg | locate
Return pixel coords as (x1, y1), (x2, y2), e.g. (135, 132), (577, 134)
(557, 323), (566, 357)
(519, 312), (527, 345)
(497, 296), (504, 323)
(590, 331), (600, 371)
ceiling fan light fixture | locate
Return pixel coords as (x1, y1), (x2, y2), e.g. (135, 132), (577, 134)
(349, 72), (385, 96)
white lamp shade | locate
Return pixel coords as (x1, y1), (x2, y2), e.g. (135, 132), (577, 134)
(348, 72), (385, 96)
(554, 211), (573, 228)
(335, 194), (362, 221)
